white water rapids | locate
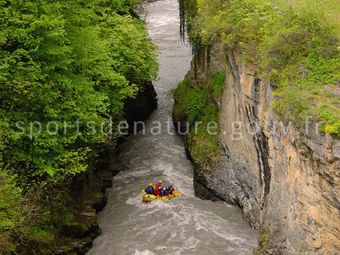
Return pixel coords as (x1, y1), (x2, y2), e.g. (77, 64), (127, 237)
(87, 0), (258, 254)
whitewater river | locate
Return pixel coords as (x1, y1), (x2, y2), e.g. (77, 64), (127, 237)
(87, 0), (258, 254)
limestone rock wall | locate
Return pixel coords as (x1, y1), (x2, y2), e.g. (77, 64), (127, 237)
(184, 43), (340, 254)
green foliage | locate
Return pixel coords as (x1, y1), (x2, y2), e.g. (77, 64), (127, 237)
(173, 79), (204, 125)
(105, 15), (158, 85)
(184, 0), (340, 138)
(0, 170), (23, 231)
(187, 90), (205, 124)
(0, 0), (158, 252)
(0, 0), (158, 182)
(187, 103), (220, 165)
(210, 72), (226, 98)
(173, 76), (220, 165)
(317, 106), (340, 137)
(254, 228), (270, 255)
(173, 79), (192, 100)
(270, 0), (340, 37)
(26, 225), (54, 245)
(258, 6), (338, 85)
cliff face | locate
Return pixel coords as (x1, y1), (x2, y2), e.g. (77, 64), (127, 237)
(124, 81), (158, 132)
(181, 42), (340, 254)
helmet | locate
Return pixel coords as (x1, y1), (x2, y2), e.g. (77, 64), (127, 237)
(148, 183), (152, 186)
(163, 187), (166, 190)
(158, 180), (162, 183)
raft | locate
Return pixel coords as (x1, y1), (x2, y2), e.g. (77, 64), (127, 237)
(142, 190), (182, 203)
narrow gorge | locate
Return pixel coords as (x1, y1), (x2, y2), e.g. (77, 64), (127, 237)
(0, 0), (338, 254)
(86, 0), (258, 254)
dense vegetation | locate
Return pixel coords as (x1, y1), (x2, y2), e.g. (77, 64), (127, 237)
(173, 73), (225, 165)
(0, 0), (157, 252)
(180, 0), (340, 137)
(271, 0), (340, 37)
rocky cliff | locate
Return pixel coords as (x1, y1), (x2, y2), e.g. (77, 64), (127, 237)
(124, 81), (158, 133)
(175, 42), (340, 254)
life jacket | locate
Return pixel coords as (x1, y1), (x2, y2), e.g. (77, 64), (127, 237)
(153, 186), (160, 195)
(146, 186), (153, 194)
(161, 189), (167, 196)
(156, 183), (162, 193)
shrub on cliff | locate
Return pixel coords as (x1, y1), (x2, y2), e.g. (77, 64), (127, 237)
(173, 76), (221, 165)
(182, 0), (340, 137)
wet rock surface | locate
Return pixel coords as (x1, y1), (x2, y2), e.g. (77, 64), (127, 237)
(124, 82), (158, 133)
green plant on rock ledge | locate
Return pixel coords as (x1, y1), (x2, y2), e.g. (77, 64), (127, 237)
(254, 228), (270, 255)
(183, 0), (340, 138)
(173, 75), (221, 165)
(210, 72), (226, 98)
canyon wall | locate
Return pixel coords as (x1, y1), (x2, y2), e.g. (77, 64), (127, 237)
(124, 82), (158, 132)
(181, 42), (340, 254)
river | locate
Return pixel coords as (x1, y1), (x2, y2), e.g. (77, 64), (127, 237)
(86, 0), (258, 254)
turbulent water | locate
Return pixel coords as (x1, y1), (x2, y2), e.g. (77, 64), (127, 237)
(87, 0), (258, 254)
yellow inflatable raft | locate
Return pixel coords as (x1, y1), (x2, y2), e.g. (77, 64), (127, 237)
(142, 190), (182, 203)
